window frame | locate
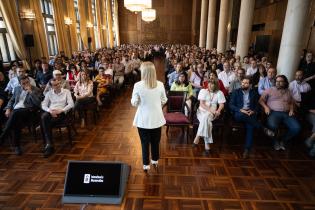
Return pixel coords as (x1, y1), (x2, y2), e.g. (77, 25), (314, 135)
(0, 14), (17, 63)
(41, 0), (58, 56)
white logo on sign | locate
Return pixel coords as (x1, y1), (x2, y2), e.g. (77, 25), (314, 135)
(83, 174), (90, 184)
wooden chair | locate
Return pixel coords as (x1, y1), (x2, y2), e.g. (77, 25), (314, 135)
(163, 91), (191, 143)
(81, 97), (99, 125)
(45, 109), (77, 146)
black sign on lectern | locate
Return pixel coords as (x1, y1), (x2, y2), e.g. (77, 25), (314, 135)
(63, 161), (130, 205)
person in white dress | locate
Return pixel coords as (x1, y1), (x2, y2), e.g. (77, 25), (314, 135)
(131, 62), (167, 172)
(193, 80), (226, 154)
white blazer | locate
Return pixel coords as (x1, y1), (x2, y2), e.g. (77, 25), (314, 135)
(131, 80), (167, 129)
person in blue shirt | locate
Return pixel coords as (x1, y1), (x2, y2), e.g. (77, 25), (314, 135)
(258, 67), (276, 95)
(167, 63), (183, 87)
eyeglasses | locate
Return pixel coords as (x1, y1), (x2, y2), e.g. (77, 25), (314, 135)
(276, 80), (285, 83)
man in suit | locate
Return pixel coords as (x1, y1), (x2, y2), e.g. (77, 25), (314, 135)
(229, 77), (274, 159)
(5, 67), (36, 94)
(0, 75), (42, 155)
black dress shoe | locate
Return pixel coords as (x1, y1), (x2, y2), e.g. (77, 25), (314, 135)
(14, 147), (22, 156)
(192, 143), (198, 148)
(43, 145), (55, 158)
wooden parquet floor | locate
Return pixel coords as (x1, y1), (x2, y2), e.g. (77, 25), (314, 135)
(0, 58), (315, 210)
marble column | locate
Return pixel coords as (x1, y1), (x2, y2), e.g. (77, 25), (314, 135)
(236, 0), (255, 58)
(225, 0), (233, 50)
(199, 0), (208, 48)
(276, 0), (311, 81)
(217, 0), (229, 53)
(191, 0), (197, 45)
(206, 0), (216, 49)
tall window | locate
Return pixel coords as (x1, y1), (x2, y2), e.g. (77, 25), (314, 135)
(0, 11), (16, 62)
(41, 0), (58, 56)
(92, 0), (100, 49)
(74, 0), (83, 51)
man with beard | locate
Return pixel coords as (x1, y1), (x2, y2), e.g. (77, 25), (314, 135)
(258, 67), (276, 95)
(229, 77), (275, 158)
(259, 75), (301, 151)
(229, 68), (245, 93)
(289, 70), (311, 106)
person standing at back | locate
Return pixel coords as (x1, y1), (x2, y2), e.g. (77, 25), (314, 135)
(131, 62), (167, 172)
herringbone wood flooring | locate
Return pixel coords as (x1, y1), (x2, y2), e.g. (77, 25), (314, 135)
(0, 58), (315, 209)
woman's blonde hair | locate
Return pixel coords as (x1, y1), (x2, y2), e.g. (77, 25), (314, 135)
(79, 70), (90, 85)
(140, 61), (157, 89)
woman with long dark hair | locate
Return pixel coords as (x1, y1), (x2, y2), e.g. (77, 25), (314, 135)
(170, 72), (193, 116)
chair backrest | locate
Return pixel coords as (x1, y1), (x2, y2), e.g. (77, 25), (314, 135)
(167, 91), (187, 113)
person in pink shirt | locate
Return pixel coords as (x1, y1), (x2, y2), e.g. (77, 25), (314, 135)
(259, 75), (301, 151)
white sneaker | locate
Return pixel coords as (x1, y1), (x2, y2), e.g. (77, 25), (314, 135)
(279, 141), (286, 151)
(274, 141), (281, 151)
(143, 165), (150, 171)
(151, 160), (158, 169)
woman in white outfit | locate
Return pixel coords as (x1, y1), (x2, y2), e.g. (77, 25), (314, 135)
(131, 62), (167, 171)
(193, 80), (226, 154)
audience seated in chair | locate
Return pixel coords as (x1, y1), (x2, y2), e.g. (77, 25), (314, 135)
(289, 70), (311, 107)
(43, 70), (70, 95)
(300, 91), (315, 156)
(204, 71), (228, 96)
(167, 63), (183, 88)
(41, 78), (74, 157)
(246, 59), (258, 77)
(299, 52), (315, 90)
(94, 67), (111, 106)
(73, 71), (94, 128)
(259, 75), (301, 151)
(170, 72), (193, 116)
(258, 67), (276, 95)
(0, 75), (41, 155)
(36, 62), (53, 91)
(190, 63), (208, 97)
(66, 64), (79, 90)
(113, 57), (125, 88)
(192, 80), (225, 155)
(218, 61), (236, 93)
(229, 68), (245, 94)
(252, 64), (267, 90)
(229, 77), (275, 159)
(5, 67), (36, 94)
